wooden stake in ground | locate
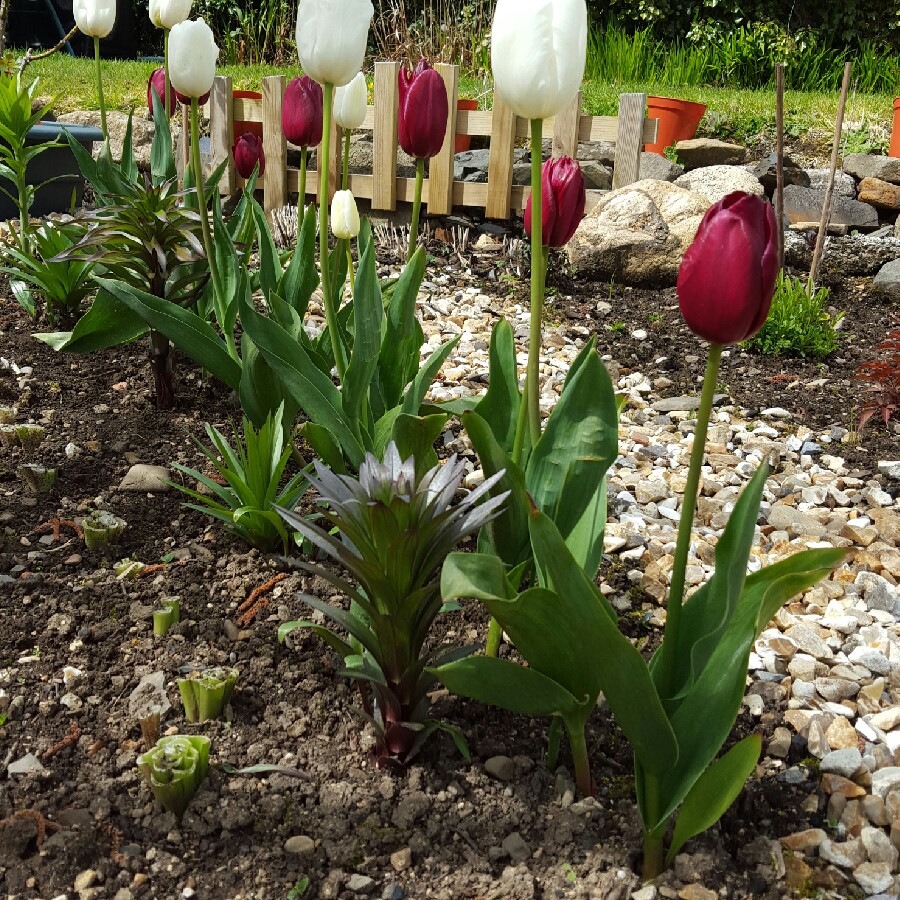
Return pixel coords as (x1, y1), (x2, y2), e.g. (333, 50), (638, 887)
(774, 63), (785, 272)
(808, 62), (852, 290)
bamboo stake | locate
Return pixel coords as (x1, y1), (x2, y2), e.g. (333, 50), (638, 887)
(808, 61), (852, 290)
(774, 63), (785, 272)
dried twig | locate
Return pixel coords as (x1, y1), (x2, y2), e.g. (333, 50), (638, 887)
(35, 518), (84, 542)
(41, 721), (81, 762)
(236, 573), (288, 626)
(99, 821), (125, 864)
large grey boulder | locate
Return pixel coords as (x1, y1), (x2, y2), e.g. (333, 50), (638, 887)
(806, 168), (857, 198)
(842, 154), (900, 184)
(639, 152), (682, 182)
(784, 231), (900, 283)
(783, 184), (879, 229)
(675, 138), (747, 170)
(752, 153), (810, 196)
(674, 165), (764, 204)
(567, 179), (709, 286)
(873, 259), (900, 299)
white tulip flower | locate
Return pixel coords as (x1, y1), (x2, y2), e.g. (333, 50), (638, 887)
(296, 0), (374, 87)
(334, 71), (368, 130)
(73, 0), (116, 38)
(168, 18), (219, 100)
(331, 190), (360, 239)
(491, 0), (587, 121)
(149, 0), (192, 30)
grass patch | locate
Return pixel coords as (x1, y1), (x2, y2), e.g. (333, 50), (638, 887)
(18, 52), (895, 153)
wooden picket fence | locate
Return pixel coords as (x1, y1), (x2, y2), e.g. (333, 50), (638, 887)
(201, 63), (659, 220)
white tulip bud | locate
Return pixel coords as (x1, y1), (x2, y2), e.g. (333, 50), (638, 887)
(149, 0), (192, 30)
(334, 72), (368, 130)
(168, 18), (219, 100)
(73, 0), (116, 38)
(331, 190), (360, 239)
(296, 0), (374, 88)
(491, 0), (587, 121)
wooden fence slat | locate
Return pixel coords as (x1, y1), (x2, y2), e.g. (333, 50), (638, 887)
(372, 61), (400, 210)
(428, 63), (459, 216)
(552, 92), (581, 159)
(485, 92), (516, 219)
(262, 76), (288, 212)
(209, 76), (235, 195)
(612, 93), (646, 190)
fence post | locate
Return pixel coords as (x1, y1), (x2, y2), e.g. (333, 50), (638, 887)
(552, 91), (581, 160)
(427, 63), (459, 216)
(209, 76), (235, 196)
(262, 75), (287, 214)
(485, 92), (516, 219)
(612, 93), (646, 190)
(372, 61), (400, 211)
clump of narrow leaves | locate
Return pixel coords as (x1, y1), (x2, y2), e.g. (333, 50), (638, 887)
(856, 318), (900, 430)
(276, 443), (508, 767)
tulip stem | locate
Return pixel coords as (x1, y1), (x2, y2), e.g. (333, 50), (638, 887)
(342, 129), (350, 191)
(319, 81), (345, 380)
(525, 117), (544, 448)
(485, 617), (502, 657)
(93, 36), (107, 141)
(298, 148), (307, 239)
(163, 30), (171, 121)
(657, 341), (723, 698)
(345, 239), (355, 291)
(190, 98), (228, 354)
(408, 157), (425, 262)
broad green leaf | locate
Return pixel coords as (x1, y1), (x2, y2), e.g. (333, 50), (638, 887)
(119, 112), (139, 184)
(300, 421), (347, 474)
(97, 277), (242, 390)
(343, 235), (383, 422)
(33, 287), (147, 352)
(391, 413), (448, 479)
(461, 410), (530, 567)
(150, 88), (176, 185)
(431, 655), (586, 719)
(472, 318), (521, 454)
(528, 510), (676, 775)
(251, 196), (282, 301)
(278, 619), (355, 659)
(238, 335), (298, 430)
(400, 336), (460, 415)
(526, 343), (618, 545)
(239, 292), (365, 469)
(564, 475), (608, 579)
(279, 204), (319, 315)
(378, 245), (426, 408)
(665, 735), (762, 865)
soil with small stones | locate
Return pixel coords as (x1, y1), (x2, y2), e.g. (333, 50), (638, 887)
(0, 235), (896, 900)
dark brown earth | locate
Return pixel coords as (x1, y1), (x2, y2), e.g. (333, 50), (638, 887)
(0, 229), (896, 900)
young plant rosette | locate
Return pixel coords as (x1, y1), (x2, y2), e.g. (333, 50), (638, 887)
(137, 734), (210, 817)
(276, 443), (508, 767)
(433, 191), (845, 877)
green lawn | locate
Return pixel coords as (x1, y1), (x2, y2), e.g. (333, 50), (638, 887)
(21, 53), (896, 153)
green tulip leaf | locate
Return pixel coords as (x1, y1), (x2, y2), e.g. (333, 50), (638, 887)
(96, 277), (242, 391)
(430, 654), (587, 720)
(279, 204), (319, 315)
(471, 318), (521, 454)
(33, 287), (147, 352)
(390, 413), (448, 479)
(400, 336), (460, 416)
(665, 734), (762, 865)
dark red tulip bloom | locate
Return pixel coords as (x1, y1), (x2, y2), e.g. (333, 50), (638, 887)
(677, 191), (778, 345)
(524, 156), (585, 247)
(282, 75), (323, 148)
(398, 59), (448, 159)
(233, 132), (265, 179)
(147, 67), (176, 117)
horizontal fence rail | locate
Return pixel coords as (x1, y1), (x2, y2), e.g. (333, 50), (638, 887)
(206, 65), (658, 220)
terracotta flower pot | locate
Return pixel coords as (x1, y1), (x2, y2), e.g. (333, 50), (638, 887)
(233, 90), (263, 142)
(889, 99), (900, 158)
(455, 98), (478, 153)
(644, 96), (707, 157)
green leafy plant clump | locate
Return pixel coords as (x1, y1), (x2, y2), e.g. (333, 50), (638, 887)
(169, 403), (308, 553)
(742, 272), (843, 358)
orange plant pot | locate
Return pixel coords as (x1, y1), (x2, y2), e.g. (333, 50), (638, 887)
(644, 96), (707, 156)
(889, 99), (900, 158)
(233, 90), (263, 142)
(455, 99), (478, 153)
